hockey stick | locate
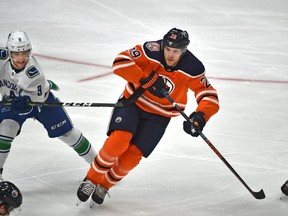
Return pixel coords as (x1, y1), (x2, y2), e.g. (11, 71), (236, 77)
(161, 89), (265, 200)
(0, 87), (146, 108)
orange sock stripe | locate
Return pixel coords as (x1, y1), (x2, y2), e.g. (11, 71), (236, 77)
(95, 153), (114, 167)
(99, 148), (116, 163)
(108, 170), (123, 182)
(102, 161), (133, 188)
(104, 165), (130, 186)
(92, 162), (107, 174)
(103, 160), (131, 184)
(87, 164), (104, 185)
(90, 155), (113, 175)
(104, 172), (118, 186)
(100, 161), (129, 187)
(88, 155), (115, 184)
(111, 167), (125, 179)
(91, 147), (117, 175)
(100, 145), (143, 189)
(114, 161), (130, 175)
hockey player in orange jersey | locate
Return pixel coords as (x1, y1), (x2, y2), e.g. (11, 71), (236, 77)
(77, 28), (220, 205)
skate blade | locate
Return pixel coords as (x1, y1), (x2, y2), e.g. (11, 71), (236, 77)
(76, 199), (82, 206)
(280, 193), (288, 200)
(90, 200), (96, 208)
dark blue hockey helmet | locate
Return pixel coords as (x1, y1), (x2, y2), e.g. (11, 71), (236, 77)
(0, 181), (22, 211)
(162, 28), (190, 51)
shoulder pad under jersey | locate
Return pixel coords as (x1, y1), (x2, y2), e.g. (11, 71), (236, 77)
(177, 51), (205, 76)
(142, 41), (162, 62)
(26, 66), (40, 78)
(0, 48), (8, 60)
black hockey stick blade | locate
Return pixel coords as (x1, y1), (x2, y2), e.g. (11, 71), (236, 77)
(252, 189), (265, 199)
(199, 132), (266, 200)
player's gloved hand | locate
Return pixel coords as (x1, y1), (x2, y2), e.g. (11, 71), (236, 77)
(183, 111), (206, 137)
(11, 95), (31, 109)
(140, 70), (166, 98)
(48, 80), (60, 91)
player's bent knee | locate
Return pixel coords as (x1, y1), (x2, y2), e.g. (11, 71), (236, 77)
(0, 119), (20, 138)
(58, 127), (81, 146)
(103, 130), (133, 156)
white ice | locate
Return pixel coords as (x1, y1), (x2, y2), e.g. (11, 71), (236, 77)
(0, 0), (288, 215)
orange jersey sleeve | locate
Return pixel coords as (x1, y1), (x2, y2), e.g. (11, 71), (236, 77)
(112, 44), (159, 85)
(112, 41), (219, 120)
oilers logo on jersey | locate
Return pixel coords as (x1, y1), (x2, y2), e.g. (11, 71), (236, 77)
(160, 75), (174, 94)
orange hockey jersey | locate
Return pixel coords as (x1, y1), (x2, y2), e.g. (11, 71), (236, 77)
(112, 40), (219, 121)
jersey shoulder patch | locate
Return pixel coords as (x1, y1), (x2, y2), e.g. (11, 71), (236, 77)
(145, 41), (161, 52)
(0, 48), (8, 60)
(26, 66), (40, 78)
(143, 41), (162, 62)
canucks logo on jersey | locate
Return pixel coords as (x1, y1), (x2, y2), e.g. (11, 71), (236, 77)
(26, 66), (39, 78)
(0, 48), (8, 60)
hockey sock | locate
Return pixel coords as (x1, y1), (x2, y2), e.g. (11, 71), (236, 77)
(0, 119), (19, 169)
(87, 130), (133, 185)
(100, 144), (143, 190)
(0, 136), (13, 168)
(59, 128), (96, 164)
(73, 135), (96, 164)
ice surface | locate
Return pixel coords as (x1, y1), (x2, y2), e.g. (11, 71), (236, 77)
(0, 0), (287, 215)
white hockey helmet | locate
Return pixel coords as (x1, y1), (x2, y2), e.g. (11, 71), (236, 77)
(6, 31), (32, 53)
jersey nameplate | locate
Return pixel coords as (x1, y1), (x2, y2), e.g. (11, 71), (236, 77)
(26, 66), (39, 78)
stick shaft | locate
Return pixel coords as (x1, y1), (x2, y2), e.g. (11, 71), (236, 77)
(0, 87), (146, 108)
(161, 90), (265, 199)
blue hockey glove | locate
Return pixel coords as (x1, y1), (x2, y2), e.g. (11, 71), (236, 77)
(183, 111), (206, 137)
(11, 95), (31, 109)
(140, 71), (166, 98)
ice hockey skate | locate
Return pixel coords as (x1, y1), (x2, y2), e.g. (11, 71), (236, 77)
(280, 180), (288, 200)
(91, 184), (110, 205)
(76, 178), (95, 205)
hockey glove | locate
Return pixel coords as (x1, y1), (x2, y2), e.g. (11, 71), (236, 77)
(48, 80), (60, 91)
(140, 70), (166, 98)
(183, 111), (206, 137)
(11, 95), (31, 109)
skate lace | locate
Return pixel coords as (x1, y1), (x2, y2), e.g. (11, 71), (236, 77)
(95, 185), (111, 199)
(81, 181), (95, 196)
